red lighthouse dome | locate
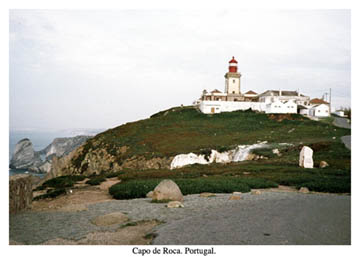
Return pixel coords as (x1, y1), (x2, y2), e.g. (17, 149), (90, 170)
(229, 56), (238, 72)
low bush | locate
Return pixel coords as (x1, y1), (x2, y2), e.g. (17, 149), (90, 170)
(109, 180), (159, 199)
(42, 175), (86, 189)
(298, 177), (350, 193)
(108, 177), (278, 200)
(106, 171), (125, 178)
(33, 188), (67, 201)
(86, 176), (106, 185)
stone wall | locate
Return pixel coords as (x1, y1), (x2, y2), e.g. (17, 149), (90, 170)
(9, 174), (33, 214)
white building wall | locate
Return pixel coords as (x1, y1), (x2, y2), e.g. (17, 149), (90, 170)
(310, 104), (330, 117)
(199, 100), (267, 114)
(265, 100), (297, 114)
(299, 108), (310, 115)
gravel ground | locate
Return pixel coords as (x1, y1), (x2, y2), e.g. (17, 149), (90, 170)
(9, 192), (350, 245)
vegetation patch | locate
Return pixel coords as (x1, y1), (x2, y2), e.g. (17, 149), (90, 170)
(33, 188), (67, 201)
(40, 175), (86, 189)
(86, 176), (106, 186)
(109, 177), (279, 200)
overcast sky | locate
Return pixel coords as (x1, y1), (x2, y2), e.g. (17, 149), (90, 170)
(9, 9), (351, 130)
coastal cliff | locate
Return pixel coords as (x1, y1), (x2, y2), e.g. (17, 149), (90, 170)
(10, 135), (92, 173)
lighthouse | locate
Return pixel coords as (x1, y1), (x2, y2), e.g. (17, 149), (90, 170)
(225, 56), (241, 95)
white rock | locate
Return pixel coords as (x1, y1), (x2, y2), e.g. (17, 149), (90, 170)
(272, 148), (281, 156)
(209, 150), (232, 163)
(170, 143), (269, 169)
(299, 146), (314, 168)
(170, 153), (209, 169)
(166, 201), (184, 208)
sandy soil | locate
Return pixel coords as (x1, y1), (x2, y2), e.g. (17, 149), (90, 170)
(31, 178), (120, 212)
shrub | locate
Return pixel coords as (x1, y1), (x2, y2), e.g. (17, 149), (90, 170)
(86, 176), (106, 185)
(108, 177), (278, 200)
(106, 171), (125, 178)
(109, 180), (159, 200)
(33, 188), (67, 201)
(299, 178), (350, 193)
(42, 175), (86, 189)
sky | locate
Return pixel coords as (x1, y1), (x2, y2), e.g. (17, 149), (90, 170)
(9, 9), (351, 130)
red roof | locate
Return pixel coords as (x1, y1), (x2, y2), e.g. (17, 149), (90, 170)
(244, 90), (257, 95)
(310, 98), (329, 105)
(229, 56), (238, 64)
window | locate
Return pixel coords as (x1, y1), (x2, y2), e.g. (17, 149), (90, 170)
(232, 91), (235, 94)
(233, 79), (236, 83)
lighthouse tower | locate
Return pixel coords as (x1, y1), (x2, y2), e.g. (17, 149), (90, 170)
(225, 56), (241, 95)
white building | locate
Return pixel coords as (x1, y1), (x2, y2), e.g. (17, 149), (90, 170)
(197, 57), (316, 115)
(309, 104), (330, 117)
(334, 110), (345, 117)
(199, 100), (267, 114)
(298, 105), (311, 115)
(258, 90), (310, 105)
(265, 99), (297, 114)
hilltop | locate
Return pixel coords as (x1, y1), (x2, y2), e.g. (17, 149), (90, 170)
(43, 105), (350, 194)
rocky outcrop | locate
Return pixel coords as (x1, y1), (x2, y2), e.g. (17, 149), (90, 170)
(10, 139), (42, 170)
(152, 179), (184, 202)
(170, 142), (268, 169)
(10, 136), (92, 174)
(9, 174), (33, 214)
(41, 136), (92, 159)
(299, 146), (314, 169)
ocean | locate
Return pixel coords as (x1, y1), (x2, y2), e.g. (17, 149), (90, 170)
(9, 128), (104, 177)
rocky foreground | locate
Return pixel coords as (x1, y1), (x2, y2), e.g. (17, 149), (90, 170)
(9, 177), (350, 245)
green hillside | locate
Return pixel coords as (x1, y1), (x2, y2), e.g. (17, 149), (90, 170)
(90, 106), (349, 160)
(50, 106), (350, 197)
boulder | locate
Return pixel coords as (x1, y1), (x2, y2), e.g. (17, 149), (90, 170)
(319, 161), (329, 168)
(152, 179), (184, 202)
(166, 201), (184, 208)
(91, 212), (129, 226)
(299, 187), (310, 194)
(299, 146), (314, 168)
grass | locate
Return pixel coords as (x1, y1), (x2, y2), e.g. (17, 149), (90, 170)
(108, 139), (350, 196)
(75, 107), (350, 167)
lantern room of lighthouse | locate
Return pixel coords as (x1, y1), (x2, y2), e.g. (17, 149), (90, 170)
(224, 56), (241, 95)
